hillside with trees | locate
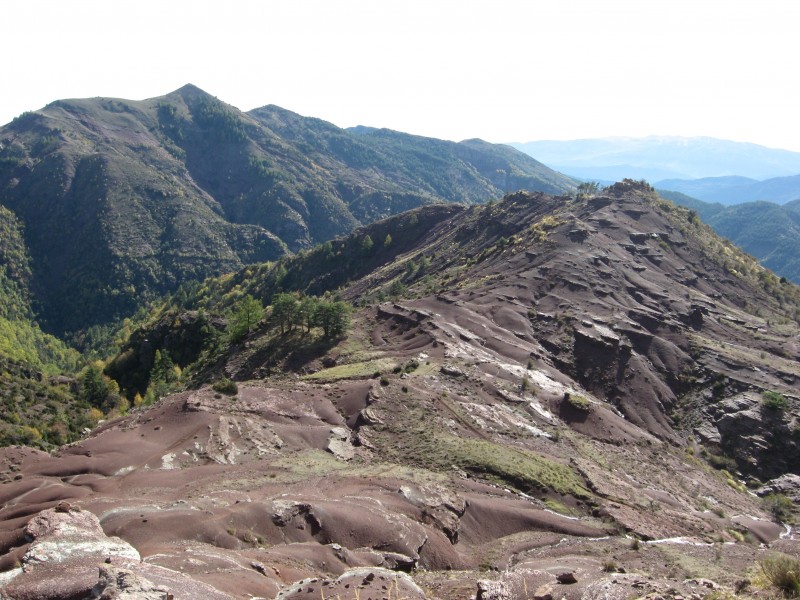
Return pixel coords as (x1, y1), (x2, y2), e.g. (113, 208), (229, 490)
(0, 85), (575, 339)
(659, 190), (800, 283)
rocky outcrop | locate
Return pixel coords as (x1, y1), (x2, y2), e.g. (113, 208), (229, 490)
(0, 507), (140, 599)
(90, 565), (171, 600)
(87, 561), (235, 600)
(275, 567), (428, 600)
(706, 392), (800, 478)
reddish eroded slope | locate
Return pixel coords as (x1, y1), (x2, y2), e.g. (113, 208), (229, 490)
(344, 183), (800, 461)
(1, 184), (799, 598)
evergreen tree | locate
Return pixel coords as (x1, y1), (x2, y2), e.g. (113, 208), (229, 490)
(271, 292), (298, 334)
(297, 296), (320, 333)
(147, 349), (177, 401)
(389, 279), (407, 298)
(80, 363), (122, 413)
(316, 301), (351, 339)
(80, 365), (109, 410)
(228, 295), (264, 341)
(150, 349), (176, 384)
(361, 234), (374, 254)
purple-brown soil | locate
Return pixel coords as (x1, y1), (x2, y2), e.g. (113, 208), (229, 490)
(1, 185), (799, 598)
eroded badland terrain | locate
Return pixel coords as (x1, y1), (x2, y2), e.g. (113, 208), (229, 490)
(2, 182), (800, 599)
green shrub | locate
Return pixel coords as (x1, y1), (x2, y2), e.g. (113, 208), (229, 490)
(403, 359), (419, 373)
(762, 390), (788, 411)
(760, 554), (800, 597)
(565, 393), (591, 411)
(602, 559), (620, 573)
(212, 378), (238, 395)
(763, 493), (795, 523)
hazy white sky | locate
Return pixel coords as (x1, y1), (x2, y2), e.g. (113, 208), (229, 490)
(3, 0), (799, 150)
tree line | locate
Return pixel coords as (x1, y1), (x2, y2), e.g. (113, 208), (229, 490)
(228, 292), (350, 342)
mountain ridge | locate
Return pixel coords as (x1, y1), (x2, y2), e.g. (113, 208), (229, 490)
(657, 173), (800, 205)
(1, 184), (799, 598)
(512, 136), (800, 180)
(0, 84), (575, 338)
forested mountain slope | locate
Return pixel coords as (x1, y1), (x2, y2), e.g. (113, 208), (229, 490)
(0, 84), (575, 336)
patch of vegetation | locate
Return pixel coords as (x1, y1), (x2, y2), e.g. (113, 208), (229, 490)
(602, 559), (620, 573)
(227, 295), (264, 342)
(762, 390), (788, 411)
(212, 378), (238, 396)
(374, 407), (590, 498)
(760, 554), (800, 597)
(529, 215), (562, 242)
(565, 393), (591, 411)
(106, 288), (354, 398)
(763, 493), (795, 523)
(700, 446), (738, 471)
(303, 358), (397, 381)
(191, 97), (247, 142)
(576, 181), (600, 199)
(543, 498), (576, 516)
(442, 434), (590, 497)
(401, 359), (419, 373)
(0, 357), (99, 449)
(728, 528), (745, 542)
(720, 469), (747, 493)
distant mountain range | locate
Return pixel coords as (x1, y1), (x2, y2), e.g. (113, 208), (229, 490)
(511, 136), (800, 181)
(0, 84), (575, 337)
(656, 174), (800, 205)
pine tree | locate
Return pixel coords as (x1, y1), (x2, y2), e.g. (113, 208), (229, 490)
(271, 293), (298, 334)
(316, 301), (351, 339)
(297, 296), (320, 333)
(228, 295), (264, 341)
(361, 234), (374, 254)
(80, 365), (110, 410)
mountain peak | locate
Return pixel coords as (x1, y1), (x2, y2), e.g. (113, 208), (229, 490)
(0, 86), (574, 336)
(166, 83), (217, 104)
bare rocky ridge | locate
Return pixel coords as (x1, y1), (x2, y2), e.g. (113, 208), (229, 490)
(1, 185), (799, 598)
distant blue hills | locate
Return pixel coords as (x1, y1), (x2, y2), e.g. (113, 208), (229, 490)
(655, 174), (800, 205)
(511, 136), (800, 205)
(511, 136), (800, 180)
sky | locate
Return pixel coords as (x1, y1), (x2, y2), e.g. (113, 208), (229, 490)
(3, 0), (800, 150)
